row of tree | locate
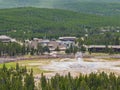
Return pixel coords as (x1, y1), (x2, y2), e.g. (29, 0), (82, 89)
(0, 64), (34, 90)
(65, 45), (86, 54)
(29, 45), (50, 55)
(1, 41), (119, 56)
(0, 42), (25, 56)
(0, 42), (52, 56)
(40, 72), (120, 90)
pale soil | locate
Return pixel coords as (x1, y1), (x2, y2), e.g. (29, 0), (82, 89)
(1, 55), (119, 78)
(32, 57), (120, 79)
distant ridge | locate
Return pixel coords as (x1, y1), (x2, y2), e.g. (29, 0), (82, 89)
(0, 0), (120, 15)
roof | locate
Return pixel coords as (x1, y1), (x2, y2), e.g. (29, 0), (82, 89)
(48, 41), (66, 50)
(59, 37), (77, 41)
(59, 37), (76, 39)
(0, 35), (11, 40)
(40, 39), (50, 43)
(88, 45), (120, 49)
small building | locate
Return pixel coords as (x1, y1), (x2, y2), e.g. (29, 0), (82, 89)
(25, 38), (50, 49)
(39, 39), (50, 47)
(25, 38), (40, 49)
(48, 41), (66, 51)
(59, 37), (77, 48)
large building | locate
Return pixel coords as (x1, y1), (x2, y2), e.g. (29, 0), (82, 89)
(48, 41), (66, 51)
(59, 37), (77, 48)
(87, 45), (120, 52)
(0, 35), (16, 43)
(25, 37), (77, 52)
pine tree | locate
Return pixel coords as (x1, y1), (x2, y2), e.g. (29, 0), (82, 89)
(41, 73), (47, 90)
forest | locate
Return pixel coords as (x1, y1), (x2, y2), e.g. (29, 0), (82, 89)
(0, 64), (120, 90)
(0, 7), (120, 45)
(40, 72), (120, 90)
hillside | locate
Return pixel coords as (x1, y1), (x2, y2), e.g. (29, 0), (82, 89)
(0, 0), (120, 15)
(0, 7), (120, 40)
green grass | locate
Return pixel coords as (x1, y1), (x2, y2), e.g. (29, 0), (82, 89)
(102, 58), (120, 61)
(0, 62), (16, 68)
(0, 60), (51, 75)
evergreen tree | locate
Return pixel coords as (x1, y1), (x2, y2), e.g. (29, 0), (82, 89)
(41, 73), (47, 90)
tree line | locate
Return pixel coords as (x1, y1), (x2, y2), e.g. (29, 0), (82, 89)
(0, 63), (34, 90)
(0, 42), (51, 56)
(0, 42), (25, 56)
(0, 64), (120, 90)
(40, 72), (120, 90)
(0, 41), (119, 57)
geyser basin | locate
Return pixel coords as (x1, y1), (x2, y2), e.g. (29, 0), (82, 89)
(41, 53), (120, 75)
(41, 58), (106, 74)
